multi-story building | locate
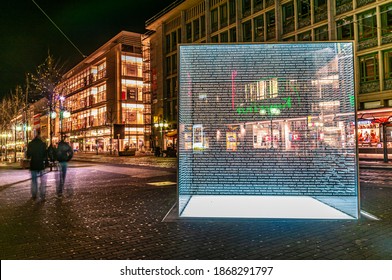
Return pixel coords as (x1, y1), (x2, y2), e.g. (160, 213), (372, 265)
(58, 31), (152, 153)
(146, 0), (392, 151)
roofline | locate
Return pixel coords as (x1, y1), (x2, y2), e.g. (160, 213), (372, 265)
(63, 30), (142, 78)
(145, 0), (186, 30)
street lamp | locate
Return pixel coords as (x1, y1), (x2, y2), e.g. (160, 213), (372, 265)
(154, 121), (168, 150)
(260, 108), (280, 148)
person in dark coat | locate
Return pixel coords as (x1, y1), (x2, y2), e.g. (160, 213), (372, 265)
(56, 139), (73, 196)
(26, 130), (48, 200)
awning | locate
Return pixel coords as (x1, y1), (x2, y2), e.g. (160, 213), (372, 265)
(166, 129), (177, 137)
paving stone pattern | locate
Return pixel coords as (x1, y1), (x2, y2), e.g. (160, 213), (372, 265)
(1, 162), (392, 259)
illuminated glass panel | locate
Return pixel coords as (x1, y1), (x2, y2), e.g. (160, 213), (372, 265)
(178, 42), (358, 219)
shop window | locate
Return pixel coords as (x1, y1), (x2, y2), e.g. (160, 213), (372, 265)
(357, 121), (380, 147)
(254, 15), (264, 42)
(220, 4), (228, 28)
(229, 0), (236, 24)
(230, 27), (237, 42)
(314, 25), (328, 41)
(358, 9), (377, 41)
(193, 19), (200, 41)
(220, 31), (229, 43)
(381, 3), (392, 36)
(211, 8), (218, 32)
(186, 23), (192, 43)
(282, 2), (294, 34)
(359, 53), (379, 82)
(242, 20), (252, 42)
(242, 0), (251, 18)
(266, 10), (276, 40)
(337, 17), (354, 40)
(298, 30), (312, 41)
(384, 49), (392, 80)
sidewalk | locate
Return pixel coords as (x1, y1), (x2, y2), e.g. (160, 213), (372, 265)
(72, 151), (177, 169)
(2, 152), (391, 171)
(359, 153), (392, 169)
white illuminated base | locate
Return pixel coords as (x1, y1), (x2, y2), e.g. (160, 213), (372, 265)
(180, 195), (354, 219)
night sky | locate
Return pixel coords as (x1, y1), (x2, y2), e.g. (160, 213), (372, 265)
(0, 0), (176, 99)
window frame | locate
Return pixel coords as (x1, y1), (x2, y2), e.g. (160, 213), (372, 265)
(358, 9), (377, 41)
(359, 53), (379, 83)
(381, 3), (392, 36)
(336, 17), (354, 40)
(383, 49), (392, 80)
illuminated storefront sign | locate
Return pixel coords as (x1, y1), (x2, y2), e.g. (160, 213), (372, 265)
(178, 42), (358, 219)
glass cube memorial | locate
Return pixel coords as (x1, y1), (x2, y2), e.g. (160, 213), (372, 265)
(178, 42), (359, 219)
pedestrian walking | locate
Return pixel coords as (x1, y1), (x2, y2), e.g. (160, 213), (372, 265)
(26, 130), (47, 200)
(56, 139), (73, 196)
(47, 143), (57, 171)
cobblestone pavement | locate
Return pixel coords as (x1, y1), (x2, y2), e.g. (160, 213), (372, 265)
(1, 159), (392, 260)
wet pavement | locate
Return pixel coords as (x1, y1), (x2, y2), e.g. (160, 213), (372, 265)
(1, 154), (392, 260)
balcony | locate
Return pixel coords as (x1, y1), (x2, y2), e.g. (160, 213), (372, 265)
(384, 78), (392, 91)
(266, 0), (274, 8)
(283, 20), (295, 34)
(211, 23), (219, 33)
(382, 33), (392, 45)
(242, 9), (251, 19)
(360, 81), (380, 94)
(358, 37), (378, 51)
(298, 16), (311, 29)
(314, 8), (328, 23)
(356, 0), (376, 9)
(254, 3), (263, 13)
(220, 19), (228, 28)
(267, 29), (276, 40)
(336, 0), (353, 15)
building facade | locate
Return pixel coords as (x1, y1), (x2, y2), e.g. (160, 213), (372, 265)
(58, 31), (152, 153)
(146, 0), (392, 151)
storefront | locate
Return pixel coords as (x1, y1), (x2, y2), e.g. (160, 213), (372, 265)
(358, 109), (392, 155)
(357, 120), (381, 147)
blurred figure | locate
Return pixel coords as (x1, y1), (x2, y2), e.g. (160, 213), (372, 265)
(26, 130), (47, 200)
(47, 143), (57, 171)
(56, 139), (73, 196)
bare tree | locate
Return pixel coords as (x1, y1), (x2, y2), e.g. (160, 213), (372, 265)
(2, 86), (26, 162)
(29, 53), (67, 145)
(0, 97), (11, 160)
